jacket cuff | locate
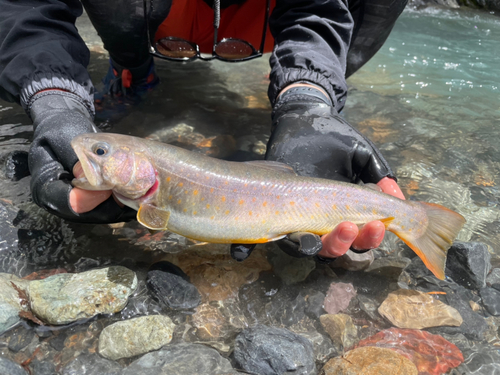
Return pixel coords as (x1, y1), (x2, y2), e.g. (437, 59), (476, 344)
(21, 75), (94, 117)
(268, 68), (346, 111)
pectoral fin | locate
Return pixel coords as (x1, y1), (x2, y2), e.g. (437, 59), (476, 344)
(137, 203), (170, 230)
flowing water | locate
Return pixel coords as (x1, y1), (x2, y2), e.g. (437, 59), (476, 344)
(1, 6), (500, 374)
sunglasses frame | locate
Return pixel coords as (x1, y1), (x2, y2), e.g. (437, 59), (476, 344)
(143, 0), (270, 63)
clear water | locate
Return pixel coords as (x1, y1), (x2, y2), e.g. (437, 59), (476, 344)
(1, 6), (500, 373)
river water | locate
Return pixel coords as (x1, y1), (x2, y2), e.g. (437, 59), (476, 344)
(0, 6), (499, 374)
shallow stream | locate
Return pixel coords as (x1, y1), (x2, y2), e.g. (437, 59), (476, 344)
(1, 6), (500, 374)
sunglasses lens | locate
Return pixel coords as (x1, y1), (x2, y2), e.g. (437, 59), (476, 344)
(215, 39), (255, 60)
(156, 38), (197, 59)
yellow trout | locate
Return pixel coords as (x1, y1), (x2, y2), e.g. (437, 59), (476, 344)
(71, 133), (465, 280)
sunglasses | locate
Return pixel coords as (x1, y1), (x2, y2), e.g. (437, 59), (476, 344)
(143, 0), (270, 62)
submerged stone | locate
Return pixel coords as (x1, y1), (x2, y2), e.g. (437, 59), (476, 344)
(0, 356), (27, 375)
(323, 282), (356, 315)
(486, 267), (500, 291)
(320, 313), (358, 351)
(378, 289), (463, 329)
(356, 328), (464, 374)
(0, 273), (29, 334)
(268, 249), (316, 285)
(479, 287), (500, 316)
(321, 346), (418, 375)
(146, 269), (201, 310)
(234, 325), (316, 375)
(330, 249), (374, 271)
(446, 242), (491, 290)
(98, 315), (175, 360)
(28, 266), (137, 325)
(122, 343), (235, 375)
(61, 353), (122, 375)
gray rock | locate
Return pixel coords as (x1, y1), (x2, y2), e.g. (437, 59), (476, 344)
(486, 267), (500, 291)
(146, 269), (201, 310)
(331, 250), (374, 271)
(480, 287), (500, 316)
(0, 356), (27, 375)
(450, 343), (500, 374)
(0, 273), (29, 334)
(61, 354), (122, 375)
(28, 266), (137, 325)
(234, 325), (316, 375)
(446, 242), (491, 290)
(6, 326), (35, 352)
(30, 360), (56, 375)
(98, 315), (175, 360)
(122, 343), (235, 375)
(268, 249), (316, 285)
(304, 291), (326, 320)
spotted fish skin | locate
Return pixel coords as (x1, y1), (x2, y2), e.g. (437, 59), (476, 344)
(71, 133), (465, 280)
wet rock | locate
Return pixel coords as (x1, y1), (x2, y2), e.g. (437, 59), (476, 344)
(0, 356), (27, 375)
(321, 346), (418, 375)
(357, 294), (384, 323)
(297, 330), (338, 363)
(446, 242), (491, 290)
(451, 343), (500, 375)
(479, 287), (500, 316)
(330, 249), (374, 271)
(48, 331), (68, 351)
(365, 256), (411, 277)
(98, 315), (175, 360)
(323, 282), (356, 315)
(0, 273), (29, 334)
(122, 343), (235, 375)
(146, 269), (201, 310)
(28, 266), (137, 325)
(61, 353), (122, 375)
(486, 267), (500, 291)
(304, 291), (326, 319)
(378, 289), (462, 329)
(30, 360), (56, 375)
(238, 272), (281, 325)
(320, 313), (358, 351)
(191, 303), (227, 341)
(265, 289), (310, 329)
(163, 247), (271, 302)
(234, 325), (316, 375)
(356, 328), (464, 375)
(268, 248), (316, 285)
(6, 326), (35, 352)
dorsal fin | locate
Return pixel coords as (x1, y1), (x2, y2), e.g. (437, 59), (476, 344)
(244, 160), (297, 175)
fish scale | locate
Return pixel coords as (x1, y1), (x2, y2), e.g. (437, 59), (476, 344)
(72, 133), (466, 280)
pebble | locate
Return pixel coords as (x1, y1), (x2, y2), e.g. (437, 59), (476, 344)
(331, 249), (374, 271)
(378, 289), (463, 329)
(320, 313), (358, 351)
(61, 353), (122, 375)
(323, 282), (356, 315)
(486, 267), (500, 291)
(479, 287), (500, 316)
(234, 325), (316, 375)
(446, 242), (491, 290)
(6, 326), (35, 352)
(268, 248), (316, 285)
(146, 269), (201, 310)
(121, 343), (235, 375)
(0, 356), (27, 375)
(321, 346), (418, 375)
(98, 315), (175, 360)
(28, 266), (137, 325)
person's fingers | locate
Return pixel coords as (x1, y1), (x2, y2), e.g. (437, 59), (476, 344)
(70, 161), (112, 213)
(319, 222), (359, 258)
(377, 177), (405, 200)
(69, 188), (112, 213)
(350, 220), (385, 251)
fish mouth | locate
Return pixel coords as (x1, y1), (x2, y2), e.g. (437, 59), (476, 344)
(71, 140), (106, 189)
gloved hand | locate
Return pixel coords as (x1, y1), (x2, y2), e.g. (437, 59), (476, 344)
(265, 83), (404, 260)
(28, 90), (136, 223)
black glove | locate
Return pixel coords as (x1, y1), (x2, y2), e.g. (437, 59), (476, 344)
(28, 90), (136, 223)
(265, 84), (396, 258)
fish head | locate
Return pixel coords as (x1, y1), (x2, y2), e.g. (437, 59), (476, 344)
(71, 133), (157, 200)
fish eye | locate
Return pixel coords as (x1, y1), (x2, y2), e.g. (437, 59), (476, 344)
(92, 143), (109, 156)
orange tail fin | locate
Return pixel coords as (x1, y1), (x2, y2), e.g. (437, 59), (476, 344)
(391, 202), (466, 280)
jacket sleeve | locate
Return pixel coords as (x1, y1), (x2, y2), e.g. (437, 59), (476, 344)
(268, 0), (353, 113)
(0, 0), (94, 115)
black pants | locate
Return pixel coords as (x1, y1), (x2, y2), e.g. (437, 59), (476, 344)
(81, 0), (408, 75)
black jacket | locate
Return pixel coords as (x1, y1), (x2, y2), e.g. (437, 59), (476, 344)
(0, 0), (352, 115)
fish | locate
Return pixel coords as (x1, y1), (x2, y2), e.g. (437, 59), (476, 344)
(71, 133), (466, 280)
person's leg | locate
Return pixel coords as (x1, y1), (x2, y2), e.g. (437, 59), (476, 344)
(81, 0), (172, 68)
(346, 0), (408, 77)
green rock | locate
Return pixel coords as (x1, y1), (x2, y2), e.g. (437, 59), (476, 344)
(99, 315), (175, 360)
(28, 266), (137, 325)
(0, 273), (29, 334)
